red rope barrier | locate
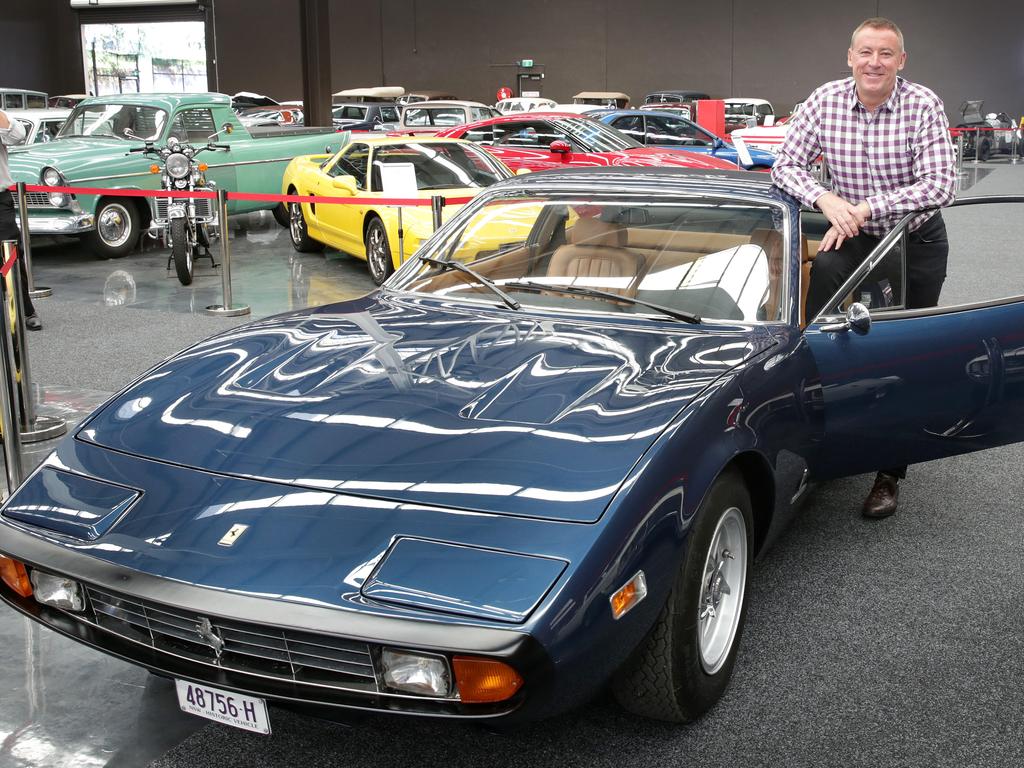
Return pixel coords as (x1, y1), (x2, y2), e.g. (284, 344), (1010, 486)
(12, 183), (474, 207)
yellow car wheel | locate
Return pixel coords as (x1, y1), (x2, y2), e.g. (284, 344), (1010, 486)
(365, 217), (394, 285)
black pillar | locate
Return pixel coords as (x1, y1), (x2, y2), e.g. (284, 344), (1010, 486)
(300, 0), (332, 127)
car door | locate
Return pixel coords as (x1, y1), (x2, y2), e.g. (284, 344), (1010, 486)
(802, 197), (1024, 480)
(315, 142), (369, 251)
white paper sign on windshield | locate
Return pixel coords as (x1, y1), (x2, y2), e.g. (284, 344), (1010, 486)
(377, 162), (419, 197)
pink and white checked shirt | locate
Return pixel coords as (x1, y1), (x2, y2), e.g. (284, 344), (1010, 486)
(771, 77), (956, 235)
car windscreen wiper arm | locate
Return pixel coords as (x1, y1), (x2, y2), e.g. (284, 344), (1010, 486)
(503, 280), (701, 324)
(418, 255), (521, 310)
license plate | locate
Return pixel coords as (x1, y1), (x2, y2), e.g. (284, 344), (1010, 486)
(175, 679), (271, 734)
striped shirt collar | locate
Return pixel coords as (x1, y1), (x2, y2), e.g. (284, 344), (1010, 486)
(848, 76), (904, 114)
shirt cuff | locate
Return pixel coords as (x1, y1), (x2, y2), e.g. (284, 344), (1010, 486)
(866, 195), (889, 220)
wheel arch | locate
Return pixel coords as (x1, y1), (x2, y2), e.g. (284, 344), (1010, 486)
(720, 451), (775, 557)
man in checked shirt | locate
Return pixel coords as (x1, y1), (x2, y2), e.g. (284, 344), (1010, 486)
(771, 17), (956, 519)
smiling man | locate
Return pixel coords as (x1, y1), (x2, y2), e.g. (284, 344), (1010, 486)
(771, 17), (956, 519)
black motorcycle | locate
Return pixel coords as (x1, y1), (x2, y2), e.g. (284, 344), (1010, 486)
(129, 132), (231, 284)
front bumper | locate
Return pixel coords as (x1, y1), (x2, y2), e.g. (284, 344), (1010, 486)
(16, 213), (95, 235)
(0, 524), (545, 720)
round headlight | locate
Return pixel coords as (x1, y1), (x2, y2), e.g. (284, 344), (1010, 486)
(165, 153), (191, 179)
(41, 167), (63, 186)
(48, 192), (70, 207)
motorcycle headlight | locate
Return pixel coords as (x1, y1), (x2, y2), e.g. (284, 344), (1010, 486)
(41, 167), (63, 186)
(165, 153), (191, 179)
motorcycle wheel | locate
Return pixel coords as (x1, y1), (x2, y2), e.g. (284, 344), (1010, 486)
(171, 218), (194, 286)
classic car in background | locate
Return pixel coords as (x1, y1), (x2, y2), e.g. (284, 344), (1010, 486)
(10, 93), (342, 258)
(398, 90), (459, 106)
(594, 109), (776, 169)
(436, 112), (736, 172)
(495, 97), (558, 114)
(396, 101), (501, 135)
(955, 100), (1022, 161)
(5, 108), (71, 149)
(0, 88), (48, 110)
(281, 135), (513, 283)
(644, 89), (711, 104)
(724, 98), (775, 132)
(47, 94), (90, 109)
(333, 86), (406, 104)
(332, 102), (400, 132)
(573, 91), (630, 108)
(638, 102), (694, 119)
(4, 169), (1016, 730)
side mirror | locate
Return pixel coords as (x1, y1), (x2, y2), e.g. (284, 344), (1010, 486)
(711, 137), (725, 151)
(549, 139), (572, 155)
(331, 175), (358, 196)
(820, 302), (871, 335)
(223, 122), (234, 135)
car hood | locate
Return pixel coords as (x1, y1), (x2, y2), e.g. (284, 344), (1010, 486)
(79, 294), (769, 523)
(8, 137), (145, 180)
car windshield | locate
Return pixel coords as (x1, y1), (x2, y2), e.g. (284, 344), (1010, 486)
(58, 103), (168, 141)
(393, 194), (787, 323)
(725, 103), (757, 116)
(553, 117), (643, 151)
(370, 142), (511, 190)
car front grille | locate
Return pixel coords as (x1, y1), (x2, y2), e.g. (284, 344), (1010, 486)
(153, 196), (216, 222)
(26, 192), (55, 208)
(85, 585), (379, 693)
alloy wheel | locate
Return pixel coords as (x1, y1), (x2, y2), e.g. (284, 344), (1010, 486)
(697, 506), (748, 674)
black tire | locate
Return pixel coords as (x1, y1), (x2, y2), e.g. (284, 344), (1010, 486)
(977, 138), (992, 162)
(288, 197), (323, 253)
(365, 217), (394, 285)
(170, 218), (193, 285)
(85, 198), (142, 259)
(612, 468), (753, 723)
(272, 202), (290, 228)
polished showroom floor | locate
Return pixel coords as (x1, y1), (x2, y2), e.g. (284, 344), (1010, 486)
(1, 161), (1022, 768)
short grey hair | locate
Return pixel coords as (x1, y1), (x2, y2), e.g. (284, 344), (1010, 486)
(850, 17), (905, 52)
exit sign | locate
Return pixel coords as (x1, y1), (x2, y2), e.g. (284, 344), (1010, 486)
(518, 59), (534, 68)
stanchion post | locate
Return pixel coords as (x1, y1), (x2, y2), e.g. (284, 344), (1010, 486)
(7, 244), (67, 444)
(1012, 130), (1019, 166)
(431, 195), (444, 232)
(0, 241), (24, 491)
(396, 206), (405, 264)
(205, 189), (250, 317)
(955, 131), (965, 174)
(972, 127), (982, 165)
(15, 182), (52, 300)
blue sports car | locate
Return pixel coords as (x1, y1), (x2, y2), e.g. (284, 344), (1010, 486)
(0, 169), (1020, 731)
(595, 109), (777, 169)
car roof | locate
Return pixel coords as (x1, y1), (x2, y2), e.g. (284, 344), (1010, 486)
(725, 98), (772, 105)
(600, 109), (700, 123)
(78, 92), (231, 110)
(573, 91), (631, 100)
(439, 111), (599, 134)
(403, 100), (491, 108)
(4, 108), (72, 118)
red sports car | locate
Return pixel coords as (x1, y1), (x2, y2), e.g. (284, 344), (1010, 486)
(435, 112), (735, 172)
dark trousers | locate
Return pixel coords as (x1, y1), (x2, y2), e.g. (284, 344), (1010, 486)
(0, 190), (37, 318)
(807, 212), (949, 480)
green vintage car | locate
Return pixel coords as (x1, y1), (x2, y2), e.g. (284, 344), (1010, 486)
(10, 92), (342, 258)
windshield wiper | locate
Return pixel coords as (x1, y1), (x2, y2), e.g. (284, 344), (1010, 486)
(503, 280), (701, 324)
(419, 255), (520, 310)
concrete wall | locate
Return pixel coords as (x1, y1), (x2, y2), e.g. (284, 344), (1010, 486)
(2, 0), (1022, 124)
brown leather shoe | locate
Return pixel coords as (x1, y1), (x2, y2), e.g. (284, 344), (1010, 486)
(862, 472), (899, 518)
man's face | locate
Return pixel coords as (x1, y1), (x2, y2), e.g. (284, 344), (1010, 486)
(847, 27), (906, 105)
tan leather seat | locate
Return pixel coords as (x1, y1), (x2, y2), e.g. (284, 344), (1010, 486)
(547, 218), (642, 297)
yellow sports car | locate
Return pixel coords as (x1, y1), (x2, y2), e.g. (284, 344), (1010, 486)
(281, 135), (515, 284)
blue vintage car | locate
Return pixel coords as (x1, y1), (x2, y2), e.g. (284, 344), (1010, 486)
(0, 168), (1020, 730)
(594, 109), (777, 169)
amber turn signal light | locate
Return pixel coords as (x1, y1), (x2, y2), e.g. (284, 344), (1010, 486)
(452, 656), (523, 703)
(150, 165), (160, 174)
(0, 556), (32, 598)
(197, 162), (208, 172)
(609, 570), (648, 620)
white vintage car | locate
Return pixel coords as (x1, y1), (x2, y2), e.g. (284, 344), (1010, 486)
(5, 108), (71, 149)
(730, 101), (803, 154)
(495, 97), (558, 114)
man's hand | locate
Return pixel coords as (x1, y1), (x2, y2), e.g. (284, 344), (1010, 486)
(817, 225), (846, 252)
(815, 192), (870, 238)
